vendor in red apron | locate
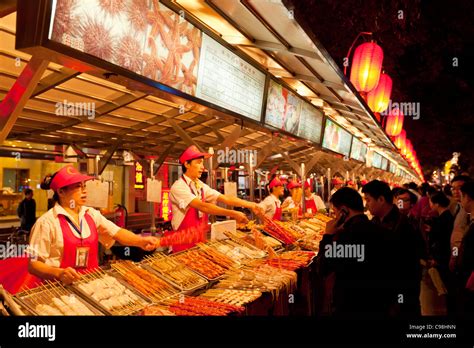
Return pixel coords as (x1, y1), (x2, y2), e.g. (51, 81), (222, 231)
(259, 177), (285, 220)
(170, 145), (264, 252)
(304, 181), (326, 215)
(27, 166), (159, 285)
(330, 177), (344, 196)
(283, 180), (302, 211)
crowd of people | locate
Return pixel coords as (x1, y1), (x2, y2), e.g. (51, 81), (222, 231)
(315, 176), (474, 317)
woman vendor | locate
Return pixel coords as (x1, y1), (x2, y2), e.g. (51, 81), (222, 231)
(259, 177), (286, 220)
(169, 145), (264, 252)
(27, 165), (159, 284)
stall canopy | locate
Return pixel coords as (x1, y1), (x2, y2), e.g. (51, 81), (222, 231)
(0, 0), (418, 181)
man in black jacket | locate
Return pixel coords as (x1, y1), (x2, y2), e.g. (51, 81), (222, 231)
(460, 182), (474, 315)
(363, 180), (424, 317)
(17, 188), (36, 232)
(317, 187), (385, 317)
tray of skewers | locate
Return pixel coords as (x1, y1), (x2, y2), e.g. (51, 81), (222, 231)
(140, 253), (208, 292)
(111, 261), (181, 303)
(15, 281), (104, 316)
(69, 268), (150, 315)
(254, 251), (317, 272)
(261, 217), (303, 245)
(158, 296), (245, 316)
(207, 237), (267, 263)
(171, 244), (238, 281)
(199, 288), (262, 307)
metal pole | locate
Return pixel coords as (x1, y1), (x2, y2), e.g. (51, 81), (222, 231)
(327, 167), (331, 208)
(249, 153), (255, 219)
(258, 172), (262, 201)
(301, 163), (306, 214)
(149, 159), (156, 236)
(208, 147), (215, 189)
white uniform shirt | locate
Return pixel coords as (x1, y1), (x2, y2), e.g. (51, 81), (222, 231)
(259, 194), (281, 218)
(169, 174), (221, 230)
(27, 204), (121, 267)
(283, 196), (296, 209)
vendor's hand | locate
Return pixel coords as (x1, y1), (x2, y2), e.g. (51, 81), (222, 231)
(58, 267), (81, 285)
(140, 236), (160, 251)
(251, 203), (265, 217)
(233, 211), (249, 224)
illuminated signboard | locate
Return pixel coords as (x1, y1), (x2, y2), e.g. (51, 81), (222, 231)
(372, 152), (383, 169)
(265, 80), (323, 143)
(134, 162), (144, 189)
(42, 0), (265, 121)
(322, 119), (352, 156)
(161, 189), (172, 221)
(389, 161), (396, 173)
(350, 137), (368, 162)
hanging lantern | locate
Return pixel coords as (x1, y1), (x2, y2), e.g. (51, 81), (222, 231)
(394, 129), (406, 149)
(367, 73), (392, 113)
(386, 108), (404, 136)
(402, 139), (412, 157)
(350, 42), (384, 92)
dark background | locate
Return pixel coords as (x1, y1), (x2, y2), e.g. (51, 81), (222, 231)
(290, 0), (474, 179)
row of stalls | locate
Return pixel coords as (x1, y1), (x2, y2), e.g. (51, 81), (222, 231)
(0, 0), (424, 315)
(0, 0), (420, 236)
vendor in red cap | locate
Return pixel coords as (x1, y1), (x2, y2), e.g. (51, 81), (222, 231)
(303, 181), (326, 215)
(330, 177), (344, 196)
(282, 180), (302, 211)
(170, 145), (263, 252)
(259, 177), (285, 220)
(27, 165), (159, 285)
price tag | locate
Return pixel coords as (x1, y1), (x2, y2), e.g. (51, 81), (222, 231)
(85, 180), (109, 208)
(146, 178), (162, 203)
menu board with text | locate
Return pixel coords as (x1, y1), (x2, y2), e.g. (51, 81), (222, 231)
(322, 119), (352, 156)
(350, 137), (368, 162)
(196, 34), (265, 121)
(372, 152), (383, 169)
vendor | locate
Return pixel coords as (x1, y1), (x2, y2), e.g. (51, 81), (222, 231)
(260, 177), (285, 220)
(330, 177), (344, 196)
(282, 181), (302, 210)
(304, 181), (326, 214)
(27, 166), (159, 285)
(170, 145), (263, 252)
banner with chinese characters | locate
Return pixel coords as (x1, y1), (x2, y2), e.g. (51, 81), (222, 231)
(160, 189), (172, 222)
(134, 161), (144, 189)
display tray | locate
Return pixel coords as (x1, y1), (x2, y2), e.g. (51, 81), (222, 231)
(140, 253), (208, 293)
(69, 268), (150, 316)
(170, 246), (230, 282)
(15, 280), (104, 316)
(111, 260), (182, 304)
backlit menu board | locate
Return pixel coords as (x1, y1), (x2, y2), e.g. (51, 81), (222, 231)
(322, 119), (353, 156)
(389, 162), (396, 173)
(381, 157), (388, 171)
(372, 152), (383, 168)
(350, 137), (368, 162)
(264, 80), (323, 143)
(196, 34), (265, 121)
(48, 0), (265, 121)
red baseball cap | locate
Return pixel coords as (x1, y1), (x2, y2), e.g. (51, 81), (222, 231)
(332, 177), (344, 185)
(269, 178), (283, 189)
(50, 165), (94, 191)
(360, 179), (368, 186)
(179, 145), (212, 164)
(287, 181), (301, 190)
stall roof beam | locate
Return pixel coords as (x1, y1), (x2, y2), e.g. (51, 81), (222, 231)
(238, 40), (324, 63)
(31, 67), (80, 98)
(167, 118), (203, 152)
(153, 142), (175, 176)
(98, 138), (122, 175)
(0, 56), (48, 142)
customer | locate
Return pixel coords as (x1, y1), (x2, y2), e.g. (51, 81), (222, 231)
(393, 188), (418, 217)
(459, 182), (474, 315)
(317, 187), (384, 317)
(362, 180), (424, 317)
(17, 188), (36, 232)
(449, 175), (472, 272)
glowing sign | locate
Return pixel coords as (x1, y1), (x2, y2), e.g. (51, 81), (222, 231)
(134, 162), (144, 189)
(161, 190), (172, 221)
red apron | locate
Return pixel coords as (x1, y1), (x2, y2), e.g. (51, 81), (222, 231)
(58, 212), (99, 271)
(173, 176), (209, 253)
(273, 201), (282, 221)
(305, 197), (317, 215)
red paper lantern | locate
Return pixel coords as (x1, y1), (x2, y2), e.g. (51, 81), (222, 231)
(386, 108), (404, 136)
(367, 73), (392, 113)
(393, 129), (406, 149)
(350, 42), (384, 92)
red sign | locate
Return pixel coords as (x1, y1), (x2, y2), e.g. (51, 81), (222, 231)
(134, 161), (144, 189)
(161, 189), (172, 221)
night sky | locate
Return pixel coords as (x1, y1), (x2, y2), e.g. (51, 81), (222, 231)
(291, 0), (474, 178)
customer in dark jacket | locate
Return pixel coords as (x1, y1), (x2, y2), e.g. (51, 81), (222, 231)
(317, 187), (385, 317)
(363, 180), (424, 317)
(17, 188), (36, 232)
(460, 182), (474, 315)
